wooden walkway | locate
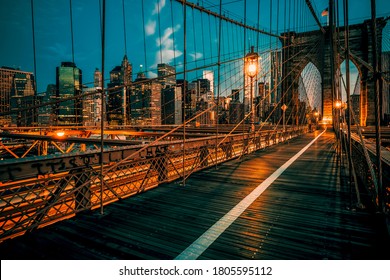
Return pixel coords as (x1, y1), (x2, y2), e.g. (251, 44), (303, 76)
(0, 130), (389, 259)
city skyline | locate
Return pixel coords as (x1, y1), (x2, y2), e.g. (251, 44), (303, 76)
(1, 0), (388, 94)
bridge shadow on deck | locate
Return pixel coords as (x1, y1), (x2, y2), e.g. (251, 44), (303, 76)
(0, 130), (389, 260)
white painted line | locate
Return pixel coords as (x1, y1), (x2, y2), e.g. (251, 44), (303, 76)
(175, 130), (326, 260)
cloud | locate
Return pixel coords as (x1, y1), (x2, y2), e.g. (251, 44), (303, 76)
(43, 42), (70, 59)
(153, 25), (182, 67)
(158, 49), (183, 65)
(152, 0), (166, 15)
(145, 19), (156, 36)
(190, 52), (203, 60)
(148, 72), (158, 78)
(156, 24), (180, 48)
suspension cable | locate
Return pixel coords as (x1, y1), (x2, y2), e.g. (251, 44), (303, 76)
(100, 0), (106, 215)
(30, 0), (37, 94)
(304, 0), (325, 33)
(69, 0), (75, 64)
(141, 0), (148, 73)
(170, 0), (177, 67)
(370, 0), (384, 212)
(216, 0), (222, 168)
(157, 0), (163, 64)
(122, 0), (127, 55)
(182, 0), (187, 186)
(175, 0), (285, 39)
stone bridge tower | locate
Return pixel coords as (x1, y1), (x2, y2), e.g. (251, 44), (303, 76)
(281, 18), (387, 126)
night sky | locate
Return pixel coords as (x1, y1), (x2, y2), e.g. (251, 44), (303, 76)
(0, 0), (389, 96)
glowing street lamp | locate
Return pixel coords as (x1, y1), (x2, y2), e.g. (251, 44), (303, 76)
(313, 109), (319, 126)
(245, 46), (259, 78)
(56, 131), (65, 137)
(334, 99), (342, 109)
(281, 104), (288, 132)
(245, 46), (259, 133)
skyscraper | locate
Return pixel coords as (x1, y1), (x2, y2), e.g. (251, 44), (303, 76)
(107, 55), (132, 125)
(158, 63), (176, 86)
(83, 87), (102, 126)
(229, 89), (244, 124)
(38, 84), (55, 126)
(0, 66), (36, 126)
(55, 62), (83, 126)
(121, 55), (132, 86)
(129, 71), (162, 126)
(158, 63), (181, 125)
(94, 68), (102, 88)
(203, 70), (214, 99)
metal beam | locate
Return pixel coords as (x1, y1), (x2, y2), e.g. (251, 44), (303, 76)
(174, 0), (285, 39)
(0, 133), (143, 146)
(305, 0), (326, 34)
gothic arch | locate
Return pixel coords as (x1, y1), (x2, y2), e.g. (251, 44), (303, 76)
(299, 61), (322, 113)
(281, 18), (387, 125)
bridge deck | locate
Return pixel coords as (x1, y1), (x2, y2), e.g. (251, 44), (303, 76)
(0, 130), (388, 259)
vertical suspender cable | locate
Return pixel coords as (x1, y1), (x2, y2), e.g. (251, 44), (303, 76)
(157, 0), (163, 64)
(216, 0), (222, 169)
(200, 2), (206, 67)
(256, 0), (261, 53)
(335, 0), (341, 158)
(30, 0), (38, 125)
(252, 0), (261, 128)
(69, 0), (78, 126)
(171, 0), (177, 67)
(182, 0), (187, 186)
(192, 7), (198, 75)
(70, 0), (75, 64)
(142, 0), (148, 72)
(269, 0), (274, 124)
(282, 0), (287, 117)
(100, 0), (106, 215)
(344, 0), (361, 208)
(243, 0), (247, 138)
(344, 0), (352, 201)
(276, 0), (280, 125)
(329, 0), (335, 122)
(122, 0), (128, 126)
(208, 13), (213, 61)
(122, 0), (127, 55)
(370, 0), (383, 212)
(255, 0), (261, 121)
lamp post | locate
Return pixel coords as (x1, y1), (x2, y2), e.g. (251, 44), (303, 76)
(245, 46), (259, 133)
(281, 104), (288, 132)
(334, 99), (342, 156)
(313, 109), (319, 128)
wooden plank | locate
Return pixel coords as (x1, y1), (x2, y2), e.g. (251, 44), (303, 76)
(0, 131), (387, 259)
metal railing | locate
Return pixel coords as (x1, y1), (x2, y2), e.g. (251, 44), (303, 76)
(350, 133), (390, 214)
(0, 127), (307, 241)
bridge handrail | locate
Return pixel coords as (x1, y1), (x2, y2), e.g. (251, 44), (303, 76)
(0, 127), (307, 241)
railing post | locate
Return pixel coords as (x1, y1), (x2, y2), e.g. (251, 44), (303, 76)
(151, 146), (168, 182)
(224, 140), (233, 159)
(42, 141), (48, 156)
(258, 132), (262, 149)
(243, 135), (249, 155)
(74, 168), (92, 211)
(200, 145), (209, 167)
(266, 132), (270, 147)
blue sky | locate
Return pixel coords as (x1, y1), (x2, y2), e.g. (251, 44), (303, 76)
(0, 0), (389, 94)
